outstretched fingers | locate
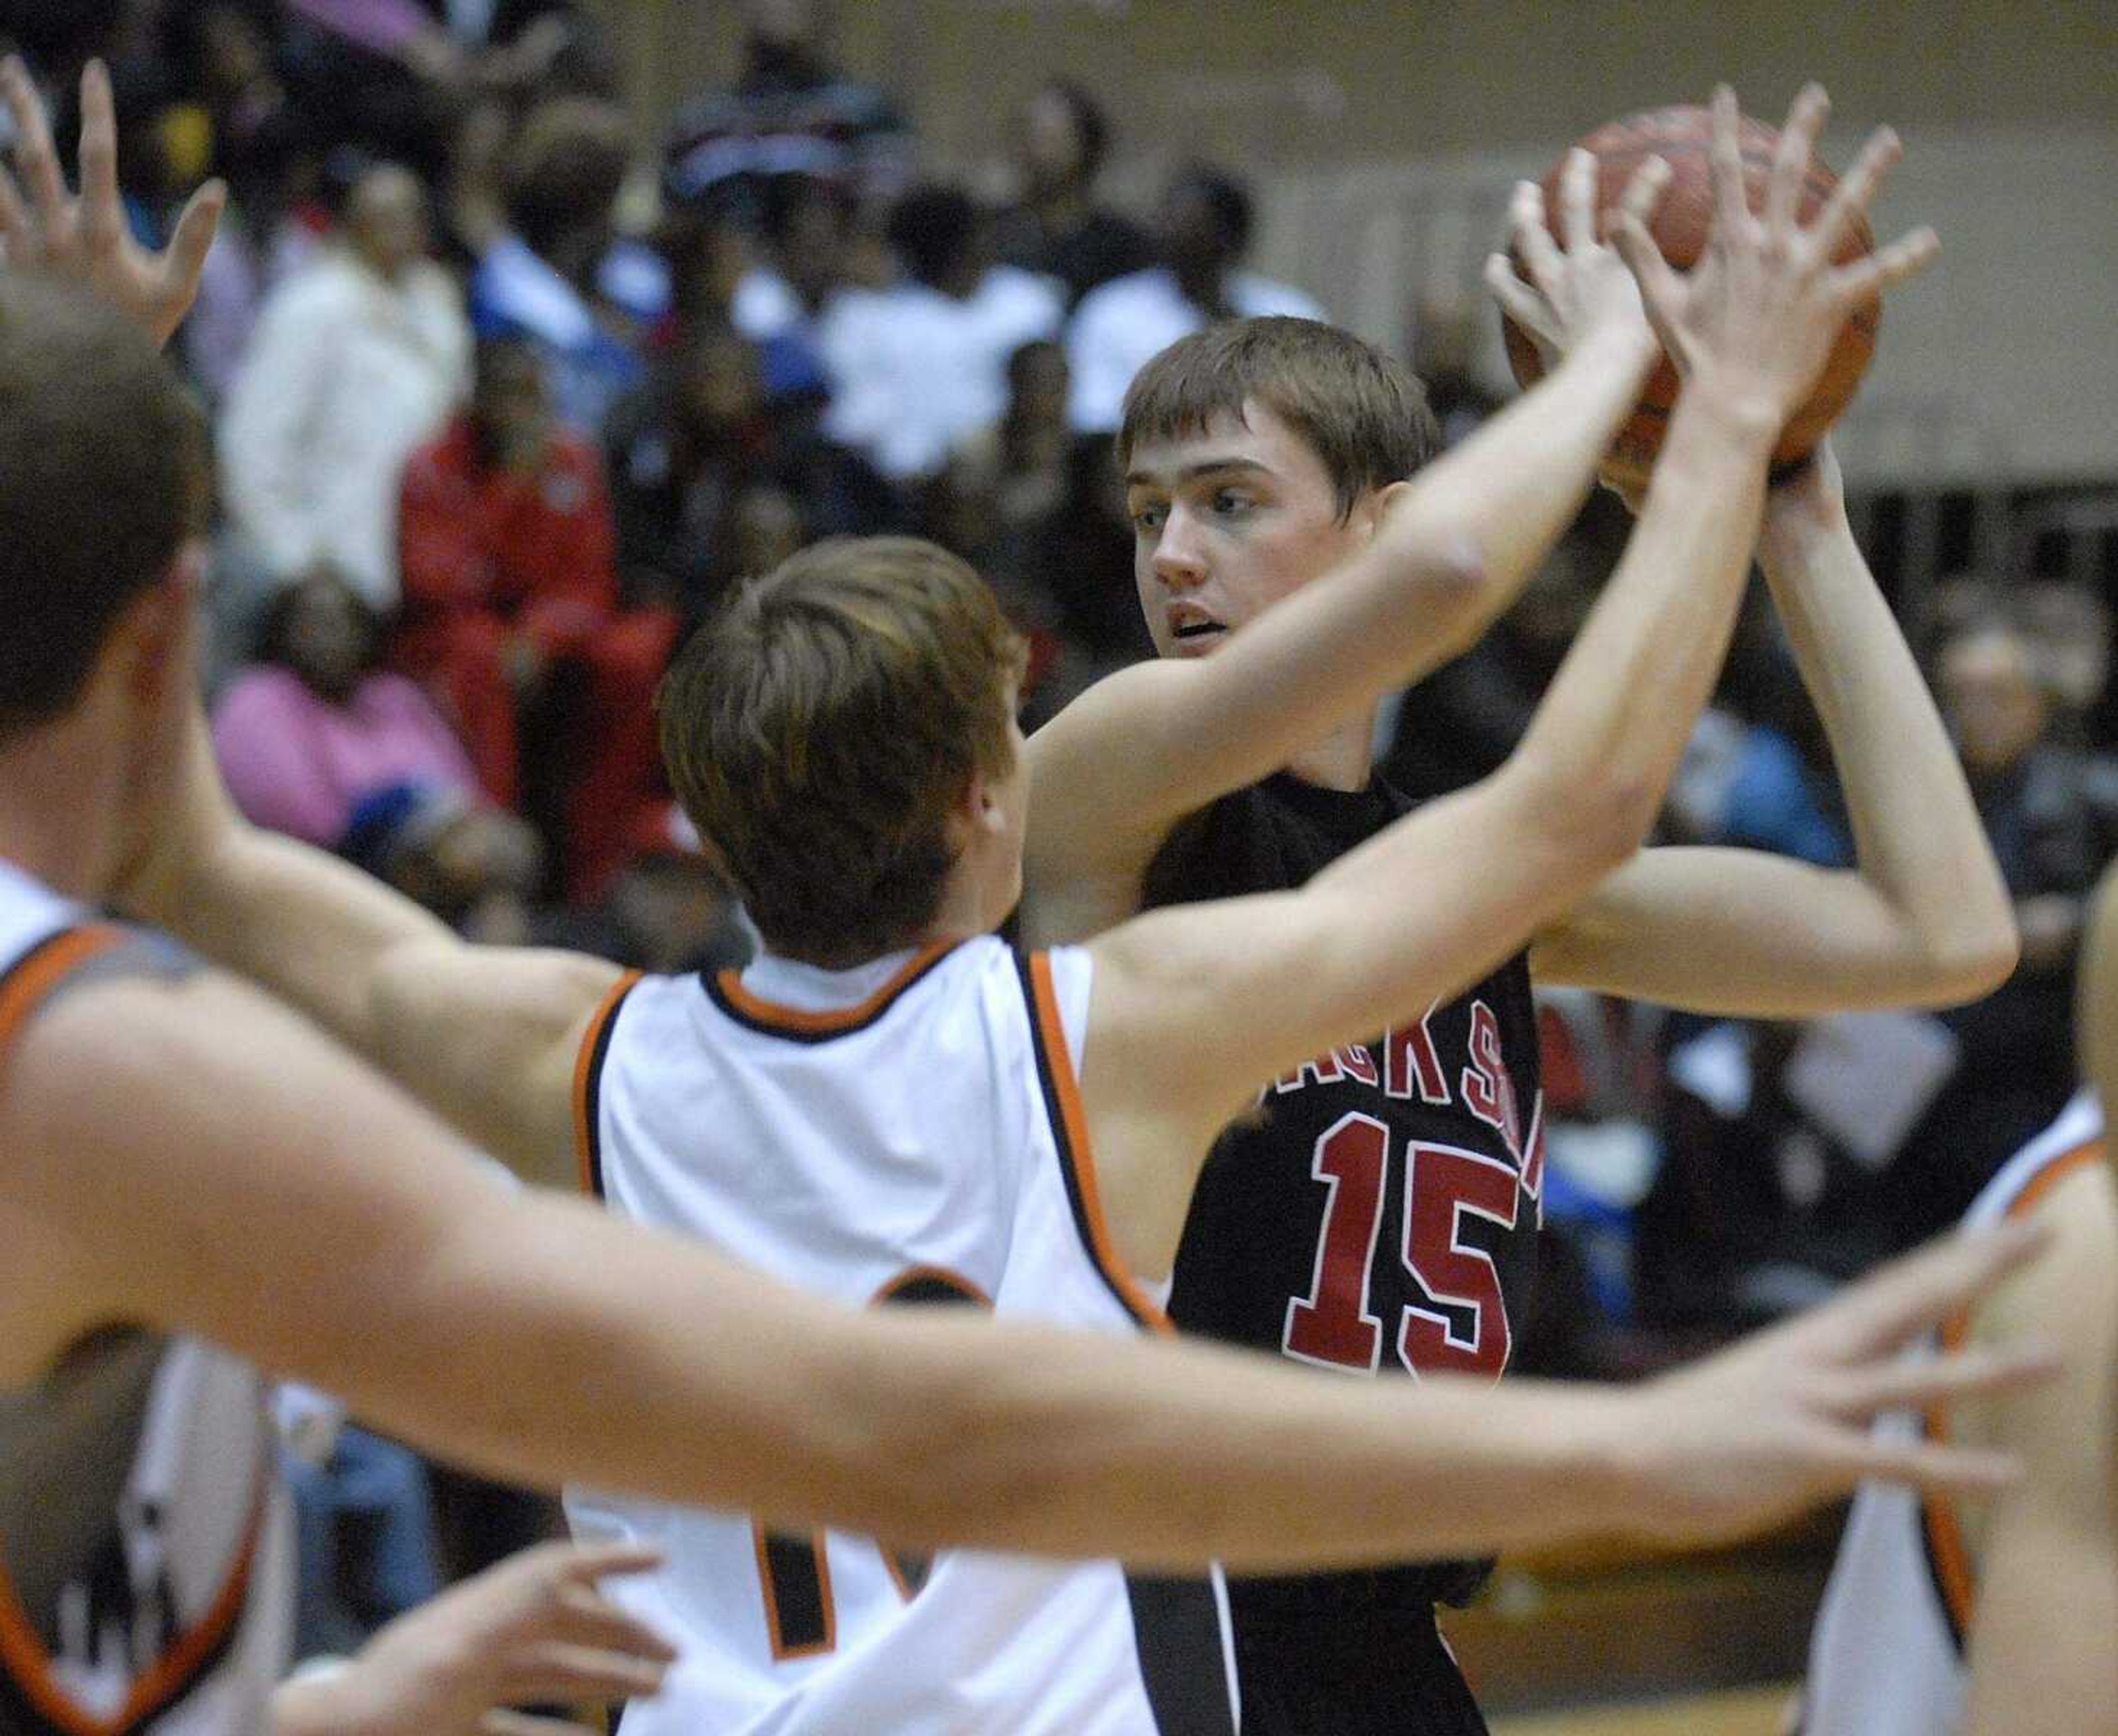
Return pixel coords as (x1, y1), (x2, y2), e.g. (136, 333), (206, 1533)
(1509, 178), (1565, 302)
(1484, 250), (1549, 334)
(499, 1639), (671, 1705)
(1812, 1218), (2051, 1362)
(1809, 124), (1903, 259)
(1831, 223), (1938, 307)
(1610, 195), (1686, 358)
(1817, 1341), (2061, 1421)
(76, 60), (119, 239)
(1839, 1433), (2023, 1501)
(160, 179), (227, 301)
(1706, 84), (1753, 242)
(0, 57), (65, 230)
(1558, 146), (1598, 253)
(0, 158), (29, 261)
(1764, 82), (1830, 235)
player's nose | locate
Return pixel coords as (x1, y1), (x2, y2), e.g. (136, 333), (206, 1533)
(1151, 507), (1208, 590)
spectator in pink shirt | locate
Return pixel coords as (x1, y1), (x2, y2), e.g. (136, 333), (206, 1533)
(213, 565), (480, 846)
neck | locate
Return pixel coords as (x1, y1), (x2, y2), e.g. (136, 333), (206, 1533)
(1283, 709), (1377, 792)
(0, 720), (127, 902)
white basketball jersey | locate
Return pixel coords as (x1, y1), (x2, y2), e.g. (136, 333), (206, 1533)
(0, 860), (293, 1736)
(1800, 1090), (2105, 1736)
(568, 936), (1238, 1735)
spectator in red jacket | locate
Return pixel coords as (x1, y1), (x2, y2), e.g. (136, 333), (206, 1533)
(395, 334), (678, 900)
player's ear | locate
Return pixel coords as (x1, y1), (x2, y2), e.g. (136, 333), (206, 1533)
(941, 768), (990, 855)
(1358, 479), (1413, 541)
(114, 546), (202, 711)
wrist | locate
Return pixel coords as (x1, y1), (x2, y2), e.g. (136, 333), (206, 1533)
(1757, 496), (1854, 576)
(1564, 319), (1660, 384)
(1662, 386), (1782, 467)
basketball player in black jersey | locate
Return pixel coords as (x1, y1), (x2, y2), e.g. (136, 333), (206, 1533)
(1017, 95), (2014, 1733)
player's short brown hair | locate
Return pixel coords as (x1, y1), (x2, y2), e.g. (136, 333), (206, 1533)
(659, 537), (1025, 963)
(0, 274), (206, 743)
(1117, 317), (1440, 518)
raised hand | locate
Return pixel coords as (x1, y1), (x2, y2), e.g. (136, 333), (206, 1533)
(1485, 147), (1670, 366)
(1610, 83), (1937, 428)
(0, 57), (225, 347)
(275, 1541), (678, 1736)
(1626, 1217), (2056, 1545)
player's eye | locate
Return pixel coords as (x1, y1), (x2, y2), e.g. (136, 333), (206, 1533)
(1128, 500), (1167, 533)
(1210, 489), (1253, 518)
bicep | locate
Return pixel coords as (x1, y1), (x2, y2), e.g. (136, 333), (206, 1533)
(1532, 848), (1940, 1015)
(0, 971), (511, 1380)
(1022, 662), (1206, 898)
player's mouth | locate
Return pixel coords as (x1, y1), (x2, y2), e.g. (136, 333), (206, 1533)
(1168, 610), (1227, 655)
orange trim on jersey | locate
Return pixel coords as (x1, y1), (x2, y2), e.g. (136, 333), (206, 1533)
(0, 924), (124, 1074)
(0, 1426), (271, 1736)
(1921, 1134), (2106, 1642)
(572, 970), (643, 1196)
(750, 1523), (837, 1660)
(1027, 950), (1173, 1337)
(714, 942), (955, 1035)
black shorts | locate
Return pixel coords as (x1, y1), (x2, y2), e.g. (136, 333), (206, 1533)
(1228, 1595), (1489, 1736)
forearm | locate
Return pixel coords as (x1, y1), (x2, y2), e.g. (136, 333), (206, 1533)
(344, 1192), (1640, 1570)
(124, 715), (455, 1063)
(1516, 392), (1775, 820)
(1759, 511), (2014, 987)
(1392, 322), (1656, 607)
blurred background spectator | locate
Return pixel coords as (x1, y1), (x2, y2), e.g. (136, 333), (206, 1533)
(212, 563), (480, 846)
(990, 78), (1150, 311)
(395, 335), (677, 899)
(661, 0), (913, 223)
(219, 160), (468, 606)
(817, 181), (1062, 482)
(604, 319), (894, 628)
(467, 95), (654, 430)
(1066, 163), (1323, 432)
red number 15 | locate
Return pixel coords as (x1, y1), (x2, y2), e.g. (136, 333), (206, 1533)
(1283, 1113), (1519, 1380)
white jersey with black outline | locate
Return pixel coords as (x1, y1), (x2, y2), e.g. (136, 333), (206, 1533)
(567, 935), (1238, 1736)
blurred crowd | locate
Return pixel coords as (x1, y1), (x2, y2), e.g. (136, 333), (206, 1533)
(8, 0), (2118, 1658)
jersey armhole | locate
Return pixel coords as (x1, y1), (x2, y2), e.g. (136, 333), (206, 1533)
(0, 923), (190, 1076)
(572, 971), (643, 1199)
(1018, 949), (1172, 1334)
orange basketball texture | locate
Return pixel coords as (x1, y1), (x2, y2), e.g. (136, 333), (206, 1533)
(1500, 106), (1879, 487)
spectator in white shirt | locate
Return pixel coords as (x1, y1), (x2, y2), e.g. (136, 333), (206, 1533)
(817, 184), (1063, 483)
(1066, 163), (1322, 432)
(220, 162), (469, 607)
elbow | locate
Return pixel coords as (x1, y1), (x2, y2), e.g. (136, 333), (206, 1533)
(1511, 751), (1660, 886)
(1398, 529), (1495, 652)
(1921, 914), (2021, 1008)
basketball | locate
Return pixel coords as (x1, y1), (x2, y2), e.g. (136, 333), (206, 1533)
(1500, 105), (1879, 488)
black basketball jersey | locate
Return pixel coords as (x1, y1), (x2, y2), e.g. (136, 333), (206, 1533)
(1149, 773), (1544, 1630)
